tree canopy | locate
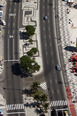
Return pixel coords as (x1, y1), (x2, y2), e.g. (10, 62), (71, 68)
(20, 55), (40, 73)
(26, 25), (35, 36)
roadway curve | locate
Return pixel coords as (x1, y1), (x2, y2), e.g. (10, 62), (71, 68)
(40, 0), (67, 109)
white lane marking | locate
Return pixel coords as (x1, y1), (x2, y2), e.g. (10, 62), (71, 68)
(43, 5), (45, 9)
(55, 79), (57, 83)
(50, 43), (51, 47)
(52, 90), (54, 94)
(50, 79), (52, 84)
(8, 23), (10, 27)
(46, 51), (47, 55)
(48, 27), (50, 31)
(49, 35), (51, 39)
(45, 43), (47, 47)
(57, 89), (59, 93)
(51, 51), (52, 56)
(47, 60), (49, 64)
(47, 11), (49, 16)
(8, 31), (9, 35)
(44, 35), (46, 39)
(14, 8), (16, 12)
(13, 38), (14, 59)
(7, 112), (25, 115)
(44, 27), (45, 31)
(8, 39), (9, 60)
(48, 20), (49, 24)
(3, 60), (19, 62)
(13, 30), (14, 34)
(10, 8), (11, 12)
(13, 22), (15, 27)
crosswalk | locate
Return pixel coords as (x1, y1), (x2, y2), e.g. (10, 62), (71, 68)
(50, 100), (73, 107)
(40, 82), (47, 90)
(6, 104), (24, 111)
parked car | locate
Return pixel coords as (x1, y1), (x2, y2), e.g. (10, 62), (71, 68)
(58, 111), (63, 116)
(1, 20), (6, 26)
(0, 5), (3, 10)
(43, 16), (48, 20)
(51, 109), (56, 116)
(0, 11), (3, 18)
(56, 65), (60, 71)
(0, 27), (1, 38)
(64, 111), (68, 116)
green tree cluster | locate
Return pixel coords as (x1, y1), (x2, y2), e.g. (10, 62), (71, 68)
(27, 48), (38, 56)
(26, 25), (35, 36)
(20, 55), (40, 73)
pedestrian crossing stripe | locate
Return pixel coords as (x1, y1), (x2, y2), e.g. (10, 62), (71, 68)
(6, 104), (24, 110)
(40, 82), (47, 90)
(50, 100), (73, 107)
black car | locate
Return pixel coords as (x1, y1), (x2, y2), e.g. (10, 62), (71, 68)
(58, 111), (63, 116)
(51, 109), (56, 116)
(0, 5), (3, 10)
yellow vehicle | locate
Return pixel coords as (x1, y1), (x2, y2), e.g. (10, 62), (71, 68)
(64, 111), (68, 116)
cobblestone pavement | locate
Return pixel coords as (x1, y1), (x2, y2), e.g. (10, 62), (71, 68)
(58, 0), (77, 113)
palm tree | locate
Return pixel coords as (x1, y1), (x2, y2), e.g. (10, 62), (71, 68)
(31, 81), (40, 93)
(40, 94), (48, 104)
(42, 103), (49, 112)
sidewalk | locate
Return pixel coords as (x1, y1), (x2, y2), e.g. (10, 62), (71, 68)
(0, 0), (6, 74)
(19, 0), (43, 76)
(23, 95), (50, 116)
(20, 0), (50, 115)
(58, 0), (77, 114)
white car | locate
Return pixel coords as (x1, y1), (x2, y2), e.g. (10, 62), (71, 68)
(2, 20), (6, 26)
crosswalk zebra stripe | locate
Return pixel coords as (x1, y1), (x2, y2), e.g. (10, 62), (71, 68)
(6, 104), (24, 110)
(50, 100), (73, 107)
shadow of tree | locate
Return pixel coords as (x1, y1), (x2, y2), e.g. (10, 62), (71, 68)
(11, 63), (32, 78)
(11, 63), (22, 76)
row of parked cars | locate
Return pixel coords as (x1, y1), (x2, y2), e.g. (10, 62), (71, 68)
(0, 5), (6, 26)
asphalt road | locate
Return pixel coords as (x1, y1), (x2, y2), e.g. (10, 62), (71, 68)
(40, 0), (67, 109)
(3, 0), (25, 115)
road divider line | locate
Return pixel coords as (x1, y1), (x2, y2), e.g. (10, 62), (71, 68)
(13, 38), (14, 60)
(8, 39), (9, 60)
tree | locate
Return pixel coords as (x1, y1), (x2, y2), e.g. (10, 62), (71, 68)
(20, 55), (40, 73)
(29, 38), (33, 44)
(34, 92), (41, 102)
(42, 103), (49, 112)
(26, 25), (35, 36)
(27, 48), (38, 57)
(31, 81), (40, 93)
(33, 62), (40, 72)
(27, 50), (33, 56)
(40, 94), (48, 103)
(20, 55), (31, 72)
(31, 48), (38, 54)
